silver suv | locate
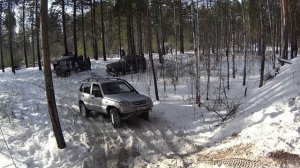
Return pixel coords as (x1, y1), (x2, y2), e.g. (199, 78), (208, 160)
(78, 78), (153, 127)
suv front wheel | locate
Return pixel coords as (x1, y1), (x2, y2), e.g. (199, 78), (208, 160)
(110, 108), (121, 128)
(79, 103), (90, 118)
(141, 111), (149, 121)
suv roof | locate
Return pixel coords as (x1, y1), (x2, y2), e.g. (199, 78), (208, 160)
(84, 77), (126, 84)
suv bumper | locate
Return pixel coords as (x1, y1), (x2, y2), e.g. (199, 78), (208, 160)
(120, 109), (151, 119)
(119, 106), (152, 119)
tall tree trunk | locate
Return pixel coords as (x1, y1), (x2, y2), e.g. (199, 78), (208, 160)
(154, 1), (163, 64)
(127, 11), (132, 56)
(36, 0), (42, 70)
(159, 4), (165, 55)
(81, 0), (87, 59)
(280, 0), (289, 60)
(8, 0), (15, 74)
(224, 1), (230, 90)
(178, 0), (184, 53)
(156, 27), (163, 64)
(126, 1), (132, 56)
(127, 0), (136, 57)
(130, 2), (136, 57)
(23, 0), (28, 68)
(276, 3), (280, 54)
(230, 6), (235, 78)
(259, 0), (265, 88)
(0, 1), (4, 72)
(91, 0), (98, 60)
(191, 0), (200, 105)
(191, 0), (197, 102)
(31, 5), (35, 67)
(174, 1), (178, 81)
(196, 0), (200, 105)
(242, 0), (247, 86)
(40, 0), (66, 149)
(105, 7), (110, 57)
(206, 1), (211, 100)
(118, 13), (122, 58)
(147, 0), (159, 100)
(100, 0), (106, 61)
(290, 0), (297, 59)
(62, 0), (68, 55)
(73, 0), (78, 56)
(267, 0), (276, 69)
(31, 22), (35, 67)
(137, 12), (143, 55)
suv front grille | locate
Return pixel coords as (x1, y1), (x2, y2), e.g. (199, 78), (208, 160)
(133, 100), (147, 106)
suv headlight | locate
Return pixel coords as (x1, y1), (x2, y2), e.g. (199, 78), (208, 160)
(119, 101), (132, 107)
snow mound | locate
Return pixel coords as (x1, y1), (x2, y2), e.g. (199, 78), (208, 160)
(195, 57), (300, 167)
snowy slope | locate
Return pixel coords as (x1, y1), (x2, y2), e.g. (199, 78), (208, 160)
(189, 58), (300, 167)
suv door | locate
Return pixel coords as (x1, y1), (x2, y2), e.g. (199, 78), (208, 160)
(90, 83), (104, 113)
(80, 83), (92, 109)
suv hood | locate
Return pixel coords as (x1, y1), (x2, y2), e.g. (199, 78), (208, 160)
(105, 93), (148, 103)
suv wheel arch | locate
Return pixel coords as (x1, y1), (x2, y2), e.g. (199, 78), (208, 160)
(106, 106), (116, 115)
(79, 101), (90, 118)
(109, 108), (121, 128)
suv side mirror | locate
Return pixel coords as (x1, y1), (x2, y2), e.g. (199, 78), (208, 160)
(93, 90), (103, 98)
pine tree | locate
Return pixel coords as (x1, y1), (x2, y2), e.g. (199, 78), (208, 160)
(0, 1), (4, 72)
(40, 0), (66, 149)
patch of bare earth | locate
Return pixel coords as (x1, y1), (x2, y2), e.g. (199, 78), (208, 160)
(187, 142), (278, 167)
(269, 151), (300, 168)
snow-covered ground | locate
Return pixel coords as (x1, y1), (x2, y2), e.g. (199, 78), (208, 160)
(0, 53), (299, 168)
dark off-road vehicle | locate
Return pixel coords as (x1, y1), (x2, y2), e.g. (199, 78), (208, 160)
(106, 56), (147, 76)
(52, 54), (91, 77)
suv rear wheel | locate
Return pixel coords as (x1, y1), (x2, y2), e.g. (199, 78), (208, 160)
(110, 108), (121, 128)
(79, 103), (90, 118)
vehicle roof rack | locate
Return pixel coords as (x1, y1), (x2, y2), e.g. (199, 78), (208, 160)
(83, 77), (125, 82)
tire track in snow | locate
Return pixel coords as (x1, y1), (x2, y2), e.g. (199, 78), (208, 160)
(65, 112), (107, 168)
(92, 117), (126, 168)
(120, 117), (203, 167)
(84, 117), (108, 168)
(89, 115), (143, 168)
(72, 110), (203, 168)
(116, 123), (173, 167)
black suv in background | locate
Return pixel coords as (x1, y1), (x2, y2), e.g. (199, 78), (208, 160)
(52, 53), (91, 77)
(106, 55), (147, 76)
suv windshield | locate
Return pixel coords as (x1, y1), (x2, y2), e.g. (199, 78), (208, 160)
(101, 82), (133, 95)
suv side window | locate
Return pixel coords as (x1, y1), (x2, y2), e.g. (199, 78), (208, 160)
(119, 83), (132, 93)
(83, 83), (91, 94)
(92, 84), (102, 97)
